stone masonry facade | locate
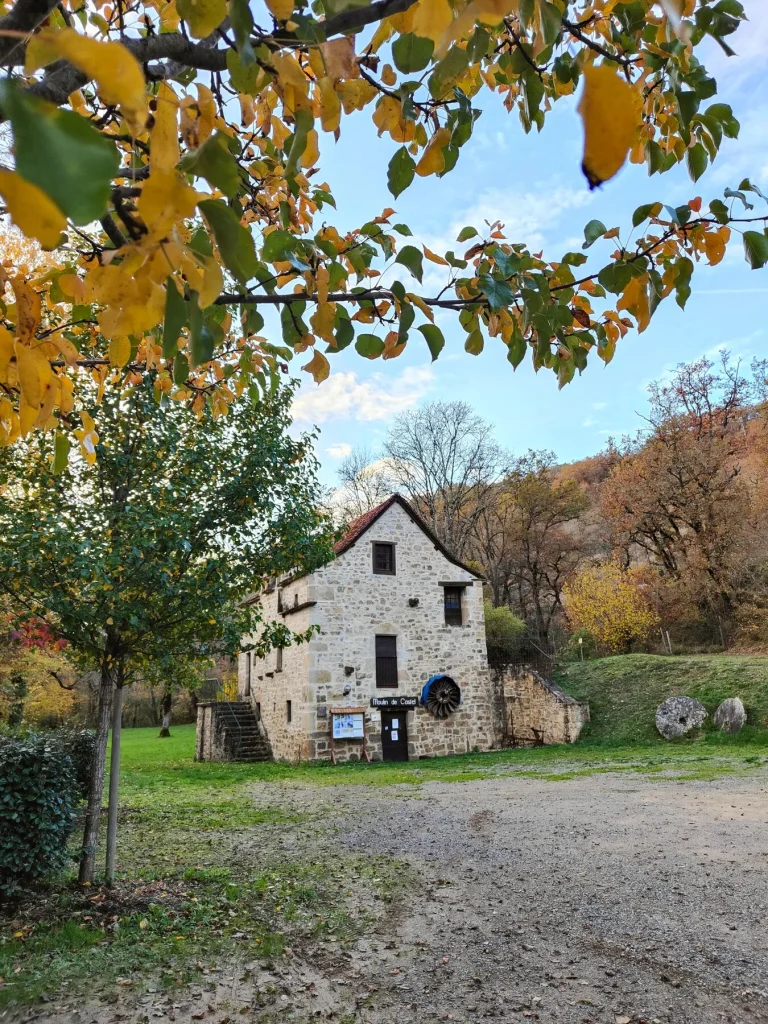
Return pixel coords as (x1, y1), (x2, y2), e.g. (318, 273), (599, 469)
(238, 498), (497, 762)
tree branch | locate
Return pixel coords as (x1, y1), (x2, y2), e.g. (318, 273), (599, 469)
(0, 0), (60, 64)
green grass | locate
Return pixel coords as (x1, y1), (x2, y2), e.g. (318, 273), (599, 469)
(556, 653), (768, 745)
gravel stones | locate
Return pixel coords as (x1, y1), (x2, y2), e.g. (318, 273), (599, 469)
(655, 696), (707, 739)
(714, 697), (747, 734)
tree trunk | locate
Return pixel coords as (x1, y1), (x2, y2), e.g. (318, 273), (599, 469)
(78, 661), (115, 885)
(158, 688), (172, 738)
(105, 683), (124, 886)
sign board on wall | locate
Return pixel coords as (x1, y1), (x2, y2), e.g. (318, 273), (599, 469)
(370, 696), (418, 709)
(332, 712), (365, 739)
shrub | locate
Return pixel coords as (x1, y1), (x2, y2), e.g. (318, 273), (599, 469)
(563, 561), (660, 654)
(51, 729), (96, 800)
(0, 735), (78, 901)
(561, 629), (600, 662)
(484, 603), (527, 671)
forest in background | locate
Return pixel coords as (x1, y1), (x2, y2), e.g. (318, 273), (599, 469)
(335, 353), (768, 658)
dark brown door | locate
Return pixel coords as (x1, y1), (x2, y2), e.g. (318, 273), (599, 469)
(381, 710), (408, 761)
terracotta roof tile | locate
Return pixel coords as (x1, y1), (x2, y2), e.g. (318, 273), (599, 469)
(333, 496), (398, 555)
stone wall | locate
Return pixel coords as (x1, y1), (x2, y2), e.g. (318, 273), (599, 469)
(499, 667), (590, 746)
(238, 501), (497, 762)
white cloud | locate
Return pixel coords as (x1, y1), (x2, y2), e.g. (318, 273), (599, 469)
(403, 182), (595, 294)
(292, 365), (434, 425)
(592, 401), (607, 411)
(582, 416), (596, 428)
(325, 442), (352, 459)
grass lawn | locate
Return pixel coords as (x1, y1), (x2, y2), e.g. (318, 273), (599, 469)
(3, 708), (768, 1012)
(557, 653), (768, 745)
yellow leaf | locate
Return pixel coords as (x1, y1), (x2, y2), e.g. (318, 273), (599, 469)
(15, 342), (51, 412)
(315, 265), (330, 305)
(24, 32), (59, 74)
(302, 349), (330, 383)
(318, 77), (341, 133)
(176, 0), (227, 38)
(309, 300), (336, 342)
(578, 64), (641, 189)
(265, 0), (293, 19)
(617, 273), (650, 332)
(415, 127), (451, 176)
(381, 64), (397, 87)
(412, 0), (453, 45)
(199, 258), (223, 308)
(0, 170), (66, 250)
(423, 246), (449, 265)
(108, 336), (131, 367)
(41, 29), (147, 135)
(12, 278), (41, 346)
(301, 129), (319, 168)
(74, 410), (99, 464)
(151, 83), (180, 172)
(437, 0), (517, 56)
(0, 326), (13, 382)
(138, 170), (198, 242)
(54, 336), (81, 366)
(406, 292), (434, 322)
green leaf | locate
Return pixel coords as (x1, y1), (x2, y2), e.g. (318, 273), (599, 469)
(464, 328), (484, 355)
(632, 203), (658, 227)
(395, 245), (424, 283)
(187, 295), (215, 368)
(598, 261), (633, 294)
(180, 132), (240, 198)
(226, 48), (263, 93)
(199, 199), (259, 283)
(163, 278), (188, 360)
(582, 219), (607, 249)
(0, 82), (119, 225)
(743, 230), (768, 270)
(428, 45), (470, 97)
(262, 229), (296, 263)
(506, 327), (526, 369)
(173, 351), (190, 385)
(686, 143), (708, 182)
(387, 146), (416, 198)
(457, 226), (478, 242)
(355, 333), (385, 358)
(418, 323), (445, 361)
(708, 198), (729, 225)
(284, 108), (313, 182)
(392, 33), (434, 74)
(243, 305), (265, 335)
(52, 432), (70, 476)
(478, 273), (515, 311)
(398, 301), (415, 341)
(539, 0), (562, 45)
(229, 0), (256, 64)
(333, 310), (354, 351)
(393, 223), (413, 236)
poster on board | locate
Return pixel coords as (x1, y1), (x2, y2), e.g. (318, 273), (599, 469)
(332, 712), (365, 739)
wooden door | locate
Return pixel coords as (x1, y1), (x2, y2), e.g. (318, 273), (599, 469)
(381, 710), (408, 761)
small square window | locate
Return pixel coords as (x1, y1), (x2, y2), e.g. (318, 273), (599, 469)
(372, 542), (396, 575)
(286, 699), (292, 724)
(444, 586), (463, 626)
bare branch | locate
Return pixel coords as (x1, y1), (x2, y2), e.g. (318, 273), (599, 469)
(0, 0), (60, 64)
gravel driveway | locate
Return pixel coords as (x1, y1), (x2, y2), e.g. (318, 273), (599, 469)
(255, 768), (768, 1024)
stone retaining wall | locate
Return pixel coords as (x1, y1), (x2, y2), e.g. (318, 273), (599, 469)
(499, 667), (590, 746)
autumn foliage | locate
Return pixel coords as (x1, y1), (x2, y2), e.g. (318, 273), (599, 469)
(0, 0), (762, 468)
(563, 560), (660, 654)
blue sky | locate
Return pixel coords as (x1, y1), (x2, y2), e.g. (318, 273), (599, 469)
(287, 3), (768, 486)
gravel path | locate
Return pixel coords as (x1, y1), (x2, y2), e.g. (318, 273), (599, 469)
(19, 767), (768, 1024)
(249, 769), (768, 1024)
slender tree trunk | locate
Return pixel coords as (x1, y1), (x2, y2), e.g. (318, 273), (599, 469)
(78, 660), (116, 885)
(105, 682), (125, 885)
(158, 688), (172, 738)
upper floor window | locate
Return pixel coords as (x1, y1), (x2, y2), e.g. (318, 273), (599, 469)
(372, 542), (396, 575)
(444, 586), (463, 626)
(244, 652), (252, 696)
(375, 634), (398, 688)
(276, 646), (283, 673)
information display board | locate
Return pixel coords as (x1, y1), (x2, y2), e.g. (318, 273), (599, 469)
(332, 712), (365, 739)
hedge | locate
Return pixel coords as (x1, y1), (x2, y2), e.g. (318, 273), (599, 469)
(0, 735), (82, 900)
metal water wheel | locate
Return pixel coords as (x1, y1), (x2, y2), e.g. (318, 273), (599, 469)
(425, 676), (461, 718)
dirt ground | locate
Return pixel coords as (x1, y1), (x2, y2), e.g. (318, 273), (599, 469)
(18, 769), (768, 1024)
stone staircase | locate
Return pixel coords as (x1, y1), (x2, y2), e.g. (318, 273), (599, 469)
(212, 701), (272, 762)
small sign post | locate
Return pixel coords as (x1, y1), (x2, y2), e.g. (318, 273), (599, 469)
(328, 706), (370, 764)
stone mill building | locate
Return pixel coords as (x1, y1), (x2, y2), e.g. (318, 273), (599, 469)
(195, 493), (588, 764)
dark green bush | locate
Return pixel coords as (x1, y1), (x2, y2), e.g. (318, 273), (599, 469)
(51, 729), (96, 800)
(0, 735), (78, 901)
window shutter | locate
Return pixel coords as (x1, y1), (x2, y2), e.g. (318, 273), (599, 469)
(375, 635), (398, 688)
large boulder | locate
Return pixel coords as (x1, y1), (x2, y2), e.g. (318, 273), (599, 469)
(655, 696), (707, 740)
(713, 697), (747, 734)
